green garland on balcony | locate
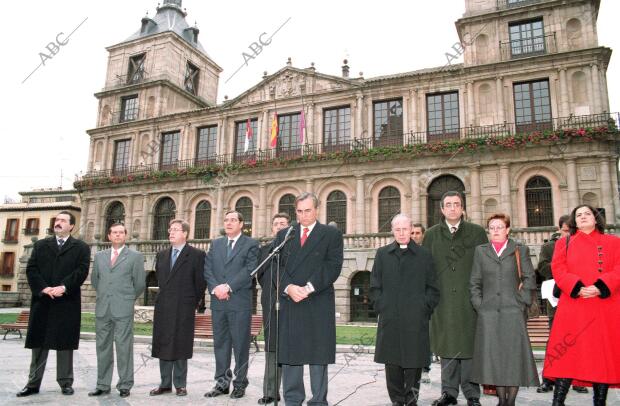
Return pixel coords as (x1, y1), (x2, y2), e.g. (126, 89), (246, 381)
(74, 126), (617, 190)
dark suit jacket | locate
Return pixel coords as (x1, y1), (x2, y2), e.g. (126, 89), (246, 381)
(152, 244), (206, 360)
(204, 234), (259, 312)
(275, 222), (344, 365)
(256, 242), (278, 351)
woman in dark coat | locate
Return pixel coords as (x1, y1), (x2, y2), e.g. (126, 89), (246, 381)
(470, 213), (539, 406)
(544, 205), (620, 406)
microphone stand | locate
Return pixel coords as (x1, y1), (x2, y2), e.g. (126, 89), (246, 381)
(250, 230), (294, 406)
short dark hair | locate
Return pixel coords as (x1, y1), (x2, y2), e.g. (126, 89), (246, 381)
(567, 205), (605, 235)
(57, 210), (76, 225)
(412, 223), (425, 233)
(107, 222), (127, 235)
(440, 191), (464, 209)
(272, 212), (290, 223)
(558, 214), (570, 229)
(486, 213), (511, 228)
(225, 210), (244, 223)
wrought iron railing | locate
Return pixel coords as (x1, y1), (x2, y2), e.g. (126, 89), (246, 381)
(500, 33), (556, 61)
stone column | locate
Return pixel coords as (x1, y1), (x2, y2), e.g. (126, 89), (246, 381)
(258, 183), (267, 237)
(260, 110), (268, 150)
(141, 194), (149, 240)
(87, 141), (95, 172)
(410, 171), (421, 224)
(101, 138), (109, 170)
(566, 158), (579, 210)
(177, 190), (186, 221)
(307, 103), (315, 145)
(79, 198), (89, 238)
(126, 195), (135, 237)
(366, 99), (373, 140)
(469, 165), (482, 225)
(355, 93), (364, 139)
(467, 81), (475, 126)
(499, 163), (512, 217)
(215, 187), (224, 232)
(93, 198), (103, 238)
(410, 89), (418, 133)
(402, 94), (410, 137)
(586, 67), (595, 112)
(355, 175), (365, 234)
(496, 77), (505, 123)
(591, 64), (602, 114)
(600, 158), (614, 224)
(305, 179), (314, 193)
(559, 68), (569, 117)
(600, 70), (610, 113)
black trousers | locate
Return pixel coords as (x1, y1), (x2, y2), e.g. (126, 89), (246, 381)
(385, 364), (421, 405)
(26, 348), (73, 389)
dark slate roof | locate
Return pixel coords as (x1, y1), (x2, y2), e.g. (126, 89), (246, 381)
(119, 1), (210, 58)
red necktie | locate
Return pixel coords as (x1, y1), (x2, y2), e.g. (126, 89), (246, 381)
(300, 227), (309, 247)
(111, 249), (119, 266)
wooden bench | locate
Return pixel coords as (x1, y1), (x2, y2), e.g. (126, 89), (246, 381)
(0, 310), (29, 339)
(527, 316), (550, 346)
(195, 313), (263, 352)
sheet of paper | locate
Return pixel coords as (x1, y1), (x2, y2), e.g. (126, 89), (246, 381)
(541, 279), (558, 308)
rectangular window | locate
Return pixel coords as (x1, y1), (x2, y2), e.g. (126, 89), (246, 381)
(47, 217), (56, 235)
(509, 19), (545, 57)
(184, 62), (200, 95)
(160, 131), (180, 170)
(426, 92), (460, 141)
(196, 126), (218, 165)
(120, 95), (138, 122)
(24, 218), (39, 236)
(323, 106), (351, 152)
(1, 285), (11, 292)
(277, 113), (302, 158)
(127, 53), (146, 84)
(513, 79), (552, 133)
(3, 219), (19, 243)
(234, 119), (258, 162)
(373, 99), (403, 146)
(113, 139), (131, 175)
(1, 252), (15, 276)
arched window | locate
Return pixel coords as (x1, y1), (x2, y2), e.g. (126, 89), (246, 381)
(278, 194), (297, 222)
(525, 176), (553, 226)
(235, 197), (253, 236)
(104, 201), (125, 242)
(194, 200), (211, 239)
(378, 186), (401, 232)
(427, 175), (466, 227)
(326, 190), (347, 233)
(153, 197), (176, 240)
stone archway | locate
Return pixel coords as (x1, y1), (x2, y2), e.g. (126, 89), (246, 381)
(426, 175), (466, 227)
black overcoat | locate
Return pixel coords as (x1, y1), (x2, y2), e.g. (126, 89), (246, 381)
(25, 236), (90, 350)
(275, 222), (344, 365)
(370, 241), (440, 367)
(151, 244), (206, 360)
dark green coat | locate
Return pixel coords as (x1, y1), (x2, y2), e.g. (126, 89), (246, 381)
(537, 238), (557, 319)
(422, 220), (487, 358)
(370, 241), (440, 368)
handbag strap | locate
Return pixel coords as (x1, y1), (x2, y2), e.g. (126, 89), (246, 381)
(515, 245), (522, 281)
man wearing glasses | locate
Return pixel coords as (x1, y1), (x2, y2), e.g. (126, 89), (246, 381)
(149, 219), (206, 397)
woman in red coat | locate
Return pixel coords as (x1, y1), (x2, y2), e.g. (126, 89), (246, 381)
(544, 205), (620, 405)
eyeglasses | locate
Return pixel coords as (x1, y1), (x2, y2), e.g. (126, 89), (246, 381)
(168, 228), (184, 233)
(488, 226), (506, 231)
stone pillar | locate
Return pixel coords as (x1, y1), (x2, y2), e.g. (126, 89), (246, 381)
(469, 165), (482, 225)
(141, 194), (149, 240)
(126, 195), (135, 237)
(467, 81), (475, 126)
(177, 191), (186, 221)
(355, 94), (364, 139)
(600, 158), (614, 224)
(559, 68), (569, 117)
(93, 198), (103, 238)
(499, 164), (512, 217)
(87, 141), (95, 172)
(305, 179), (314, 193)
(410, 171), (421, 224)
(496, 77), (505, 123)
(101, 138), (109, 170)
(586, 67), (595, 112)
(591, 64), (602, 114)
(307, 103), (315, 145)
(218, 117), (228, 155)
(258, 183), (267, 237)
(355, 175), (365, 234)
(215, 187), (224, 232)
(366, 99), (373, 140)
(402, 94), (410, 137)
(600, 70), (610, 113)
(410, 89), (418, 133)
(260, 110), (268, 150)
(566, 158), (579, 210)
(79, 198), (89, 238)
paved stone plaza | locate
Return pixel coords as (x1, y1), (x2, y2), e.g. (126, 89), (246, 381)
(1, 336), (618, 406)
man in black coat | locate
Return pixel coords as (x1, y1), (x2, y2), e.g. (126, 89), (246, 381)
(371, 214), (440, 406)
(149, 219), (206, 397)
(274, 192), (344, 406)
(256, 212), (290, 404)
(18, 211), (90, 397)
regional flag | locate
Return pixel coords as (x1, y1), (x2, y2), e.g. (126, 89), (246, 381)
(270, 112), (278, 148)
(244, 118), (253, 152)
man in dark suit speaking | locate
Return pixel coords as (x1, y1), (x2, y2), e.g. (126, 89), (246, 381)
(274, 192), (344, 406)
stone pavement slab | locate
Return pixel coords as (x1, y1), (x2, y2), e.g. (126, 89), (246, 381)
(0, 338), (618, 405)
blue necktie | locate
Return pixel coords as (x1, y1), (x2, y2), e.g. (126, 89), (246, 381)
(171, 248), (179, 268)
(227, 240), (234, 258)
(57, 238), (65, 248)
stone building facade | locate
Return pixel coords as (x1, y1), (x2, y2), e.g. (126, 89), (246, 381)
(69, 0), (618, 321)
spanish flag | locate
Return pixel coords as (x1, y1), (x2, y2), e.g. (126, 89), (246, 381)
(270, 112), (278, 148)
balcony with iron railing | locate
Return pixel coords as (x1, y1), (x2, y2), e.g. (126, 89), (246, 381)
(496, 0), (544, 10)
(78, 112), (619, 182)
(500, 32), (556, 61)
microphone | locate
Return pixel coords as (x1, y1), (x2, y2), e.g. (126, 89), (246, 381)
(283, 221), (297, 241)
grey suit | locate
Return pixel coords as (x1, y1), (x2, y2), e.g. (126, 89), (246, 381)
(204, 235), (259, 390)
(91, 247), (145, 391)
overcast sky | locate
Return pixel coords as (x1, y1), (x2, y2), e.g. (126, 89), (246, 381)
(1, 0), (618, 201)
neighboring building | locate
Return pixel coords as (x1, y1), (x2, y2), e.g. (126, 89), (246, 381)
(73, 0), (618, 321)
(0, 189), (80, 299)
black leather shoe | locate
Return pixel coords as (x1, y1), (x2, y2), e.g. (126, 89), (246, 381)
(119, 389), (130, 398)
(432, 392), (458, 406)
(176, 387), (187, 396)
(205, 386), (229, 397)
(88, 388), (110, 396)
(537, 381), (554, 393)
(572, 386), (588, 393)
(149, 387), (172, 396)
(61, 386), (74, 395)
(230, 387), (246, 399)
(467, 398), (482, 406)
(16, 387), (39, 397)
(258, 395), (281, 404)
